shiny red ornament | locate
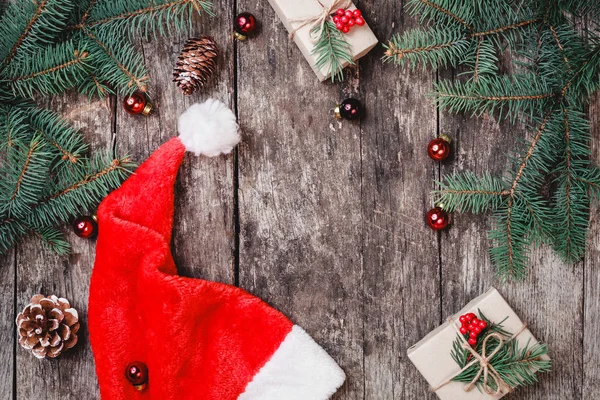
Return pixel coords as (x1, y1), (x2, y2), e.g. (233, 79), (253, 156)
(73, 215), (98, 238)
(468, 337), (478, 346)
(123, 92), (153, 116)
(427, 134), (452, 161)
(234, 12), (257, 41)
(125, 361), (148, 391)
(426, 207), (450, 230)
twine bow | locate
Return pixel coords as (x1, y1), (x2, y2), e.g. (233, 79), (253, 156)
(431, 318), (527, 397)
(288, 0), (353, 41)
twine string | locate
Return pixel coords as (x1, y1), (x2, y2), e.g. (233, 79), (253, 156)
(288, 0), (353, 41)
(431, 318), (527, 396)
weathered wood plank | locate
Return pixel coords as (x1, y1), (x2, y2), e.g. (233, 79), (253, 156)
(583, 91), (600, 398)
(236, 1), (364, 399)
(15, 95), (114, 399)
(0, 251), (14, 400)
(439, 65), (584, 400)
(359, 3), (441, 399)
(115, 1), (236, 284)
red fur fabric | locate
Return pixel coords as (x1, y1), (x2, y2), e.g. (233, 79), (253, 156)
(88, 138), (293, 399)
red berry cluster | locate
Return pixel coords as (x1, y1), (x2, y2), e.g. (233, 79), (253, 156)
(332, 8), (365, 33)
(459, 312), (488, 346)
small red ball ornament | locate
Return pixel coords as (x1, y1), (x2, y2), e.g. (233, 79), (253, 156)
(234, 12), (257, 41)
(123, 92), (153, 116)
(73, 215), (98, 238)
(426, 207), (450, 230)
(332, 8), (365, 33)
(125, 361), (148, 391)
(427, 134), (452, 161)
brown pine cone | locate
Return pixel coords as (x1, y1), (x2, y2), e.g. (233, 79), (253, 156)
(173, 36), (219, 95)
(16, 294), (79, 359)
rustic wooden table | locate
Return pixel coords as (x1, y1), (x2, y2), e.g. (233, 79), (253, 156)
(1, 1), (599, 399)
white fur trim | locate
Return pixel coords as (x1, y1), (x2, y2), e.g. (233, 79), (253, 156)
(238, 325), (346, 400)
(178, 99), (240, 157)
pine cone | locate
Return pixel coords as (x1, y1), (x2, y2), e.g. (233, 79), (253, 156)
(16, 294), (79, 359)
(173, 36), (219, 95)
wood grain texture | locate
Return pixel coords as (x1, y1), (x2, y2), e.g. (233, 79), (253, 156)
(15, 95), (114, 399)
(236, 1), (365, 398)
(3, 0), (600, 399)
(114, 0), (236, 284)
(0, 251), (14, 400)
(583, 91), (600, 399)
(359, 3), (441, 399)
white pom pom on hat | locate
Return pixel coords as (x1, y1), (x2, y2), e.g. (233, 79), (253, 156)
(178, 98), (241, 157)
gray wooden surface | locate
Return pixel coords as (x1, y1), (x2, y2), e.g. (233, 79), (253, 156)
(1, 1), (599, 399)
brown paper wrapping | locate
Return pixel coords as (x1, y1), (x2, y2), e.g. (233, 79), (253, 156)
(407, 288), (550, 400)
(267, 0), (378, 81)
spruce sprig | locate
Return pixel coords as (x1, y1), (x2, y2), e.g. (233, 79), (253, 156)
(311, 20), (354, 83)
(386, 0), (600, 280)
(0, 0), (212, 255)
(450, 311), (551, 392)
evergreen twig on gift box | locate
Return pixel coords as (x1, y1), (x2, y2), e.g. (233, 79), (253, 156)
(385, 0), (600, 280)
(450, 311), (551, 393)
(0, 0), (213, 255)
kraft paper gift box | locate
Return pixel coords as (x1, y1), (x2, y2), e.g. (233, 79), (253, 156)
(407, 287), (550, 400)
(267, 0), (379, 81)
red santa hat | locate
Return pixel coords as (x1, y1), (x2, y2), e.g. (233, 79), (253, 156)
(88, 99), (345, 400)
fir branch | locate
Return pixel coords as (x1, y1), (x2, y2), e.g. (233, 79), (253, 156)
(0, 0), (75, 71)
(435, 172), (509, 213)
(26, 153), (135, 228)
(78, 0), (213, 37)
(472, 18), (540, 38)
(311, 20), (354, 83)
(0, 137), (52, 219)
(1, 0), (48, 68)
(434, 75), (556, 121)
(83, 28), (149, 93)
(384, 28), (470, 69)
(407, 0), (473, 31)
(4, 42), (91, 98)
(33, 226), (71, 255)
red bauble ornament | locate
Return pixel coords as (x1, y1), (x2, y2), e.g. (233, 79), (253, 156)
(427, 134), (452, 161)
(234, 12), (257, 41)
(426, 207), (450, 230)
(123, 92), (153, 116)
(73, 215), (98, 238)
(468, 337), (478, 346)
(332, 8), (364, 33)
(125, 361), (148, 391)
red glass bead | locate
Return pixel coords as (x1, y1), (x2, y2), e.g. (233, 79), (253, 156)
(426, 207), (450, 230)
(479, 321), (488, 329)
(470, 331), (478, 339)
(460, 326), (468, 335)
(427, 134), (452, 161)
(466, 313), (476, 321)
(473, 326), (482, 335)
(353, 9), (362, 17)
(336, 22), (345, 30)
(468, 337), (478, 346)
(341, 16), (349, 24)
(123, 92), (152, 116)
(337, 8), (345, 16)
(126, 362), (148, 391)
(348, 18), (356, 26)
(333, 15), (340, 23)
(342, 25), (350, 33)
(73, 215), (97, 239)
(345, 10), (353, 17)
(459, 315), (467, 324)
(355, 16), (365, 26)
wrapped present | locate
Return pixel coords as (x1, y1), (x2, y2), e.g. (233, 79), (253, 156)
(408, 288), (551, 400)
(267, 0), (378, 81)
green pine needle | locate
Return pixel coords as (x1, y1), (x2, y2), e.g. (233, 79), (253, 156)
(311, 20), (354, 83)
(0, 0), (209, 255)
